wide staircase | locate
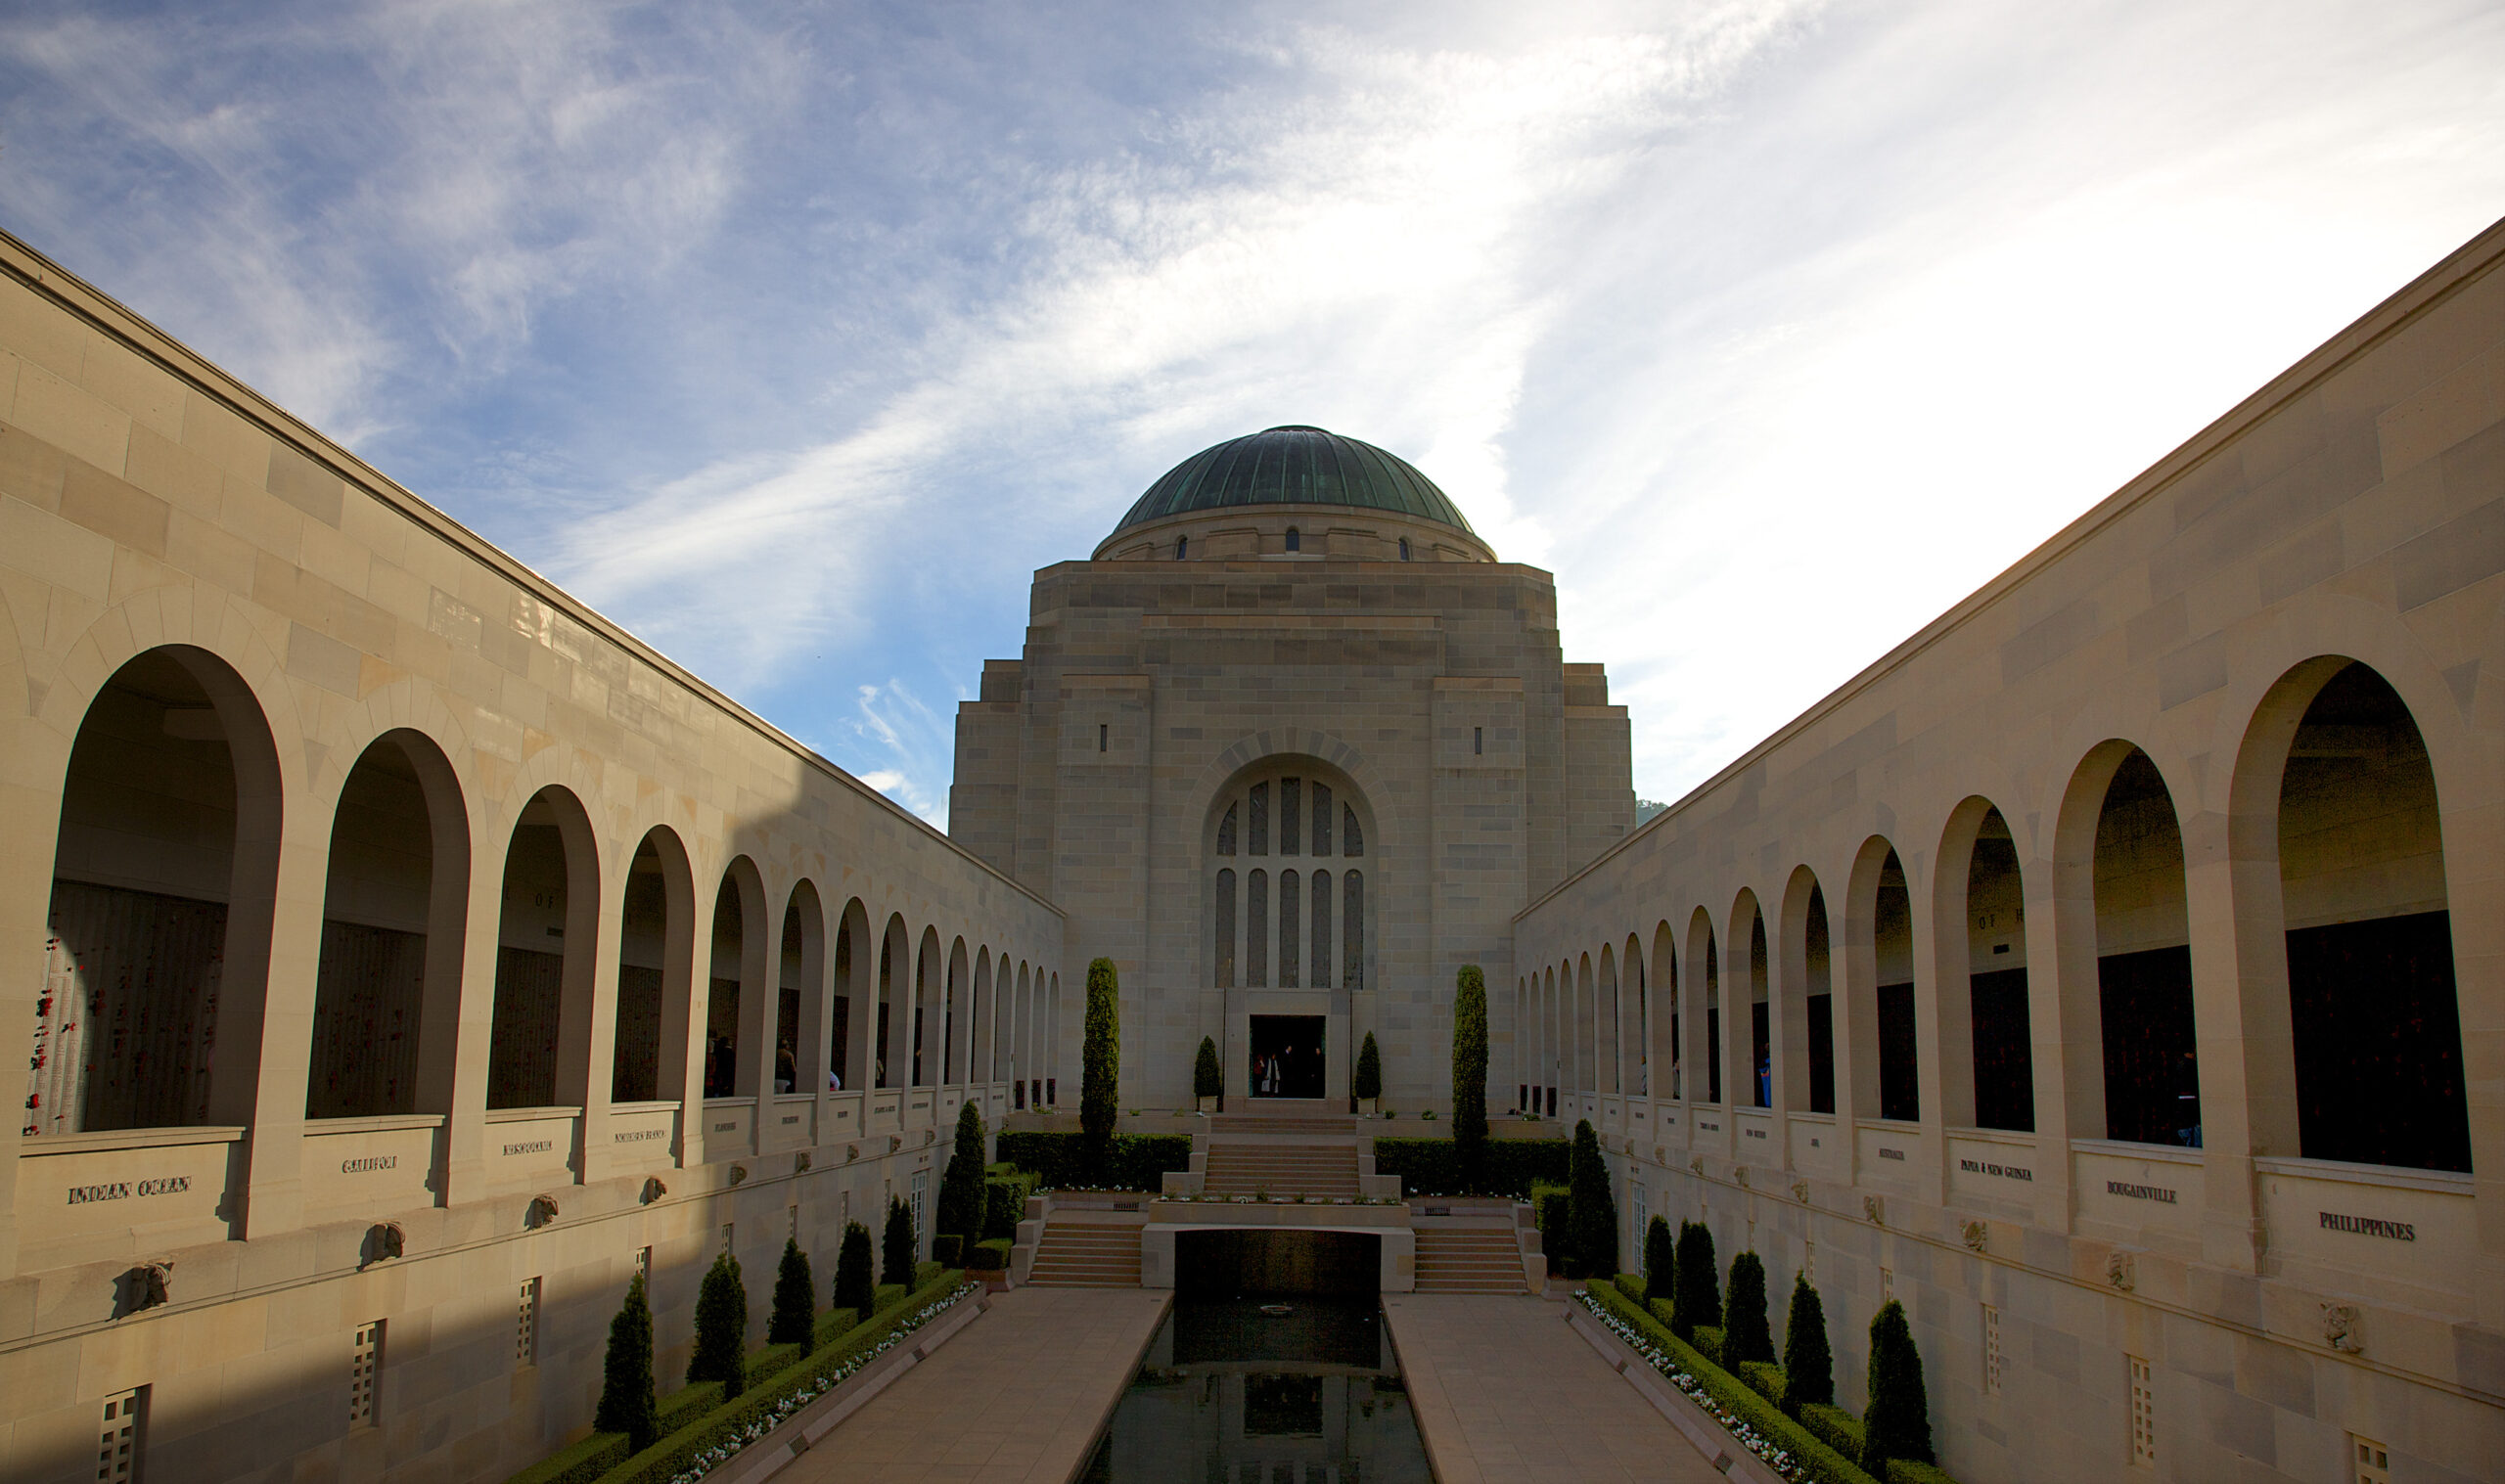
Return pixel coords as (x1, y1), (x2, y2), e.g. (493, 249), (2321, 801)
(1200, 1141), (1362, 1199)
(1413, 1226), (1529, 1293)
(1024, 1217), (1143, 1287)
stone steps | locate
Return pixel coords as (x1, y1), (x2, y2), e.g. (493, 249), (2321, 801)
(1201, 1143), (1361, 1199)
(1413, 1228), (1527, 1293)
(1025, 1221), (1141, 1287)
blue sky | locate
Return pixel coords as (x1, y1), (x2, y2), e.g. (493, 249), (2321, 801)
(6, 1), (2502, 823)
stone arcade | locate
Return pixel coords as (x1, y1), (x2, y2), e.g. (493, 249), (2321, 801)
(0, 210), (2502, 1482)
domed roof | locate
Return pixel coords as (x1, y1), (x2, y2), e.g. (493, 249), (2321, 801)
(1110, 426), (1476, 536)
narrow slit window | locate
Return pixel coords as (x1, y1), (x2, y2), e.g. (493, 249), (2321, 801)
(1214, 870), (1237, 988)
(1280, 870), (1300, 987)
(1398, 537), (1411, 561)
(1285, 526), (1300, 552)
(1248, 871), (1268, 986)
(1098, 724), (1107, 753)
(1343, 871), (1364, 988)
(1312, 871), (1333, 989)
(1175, 535), (1188, 560)
(1474, 726), (1482, 756)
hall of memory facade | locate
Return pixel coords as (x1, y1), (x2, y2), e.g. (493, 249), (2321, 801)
(0, 205), (2498, 1482)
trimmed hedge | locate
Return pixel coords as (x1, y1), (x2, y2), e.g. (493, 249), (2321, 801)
(968, 1237), (1011, 1272)
(505, 1271), (966, 1484)
(596, 1271), (965, 1484)
(1529, 1181), (1570, 1274)
(1589, 1278), (1880, 1484)
(995, 1130), (1191, 1191)
(1371, 1137), (1569, 1197)
(982, 1170), (1037, 1238)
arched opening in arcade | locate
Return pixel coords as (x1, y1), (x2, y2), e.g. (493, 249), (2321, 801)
(1598, 946), (1621, 1096)
(306, 730), (467, 1120)
(32, 647), (282, 1135)
(877, 914), (909, 1089)
(1948, 802), (2034, 1132)
(2265, 660), (2470, 1172)
(704, 862), (766, 1102)
(1651, 921), (1679, 1100)
(1687, 908), (1721, 1105)
(830, 900), (870, 1093)
(779, 883), (824, 1096)
(2088, 747), (2202, 1146)
(611, 829), (691, 1104)
(488, 787), (597, 1108)
(1739, 893), (1770, 1108)
(1851, 841), (1920, 1123)
(1781, 870), (1837, 1116)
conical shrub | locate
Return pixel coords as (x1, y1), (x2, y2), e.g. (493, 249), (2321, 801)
(1643, 1215), (1674, 1307)
(834, 1220), (876, 1325)
(1080, 958), (1120, 1180)
(1566, 1119), (1618, 1278)
(1451, 966), (1489, 1185)
(1194, 1036), (1223, 1101)
(769, 1237), (815, 1346)
(1724, 1251), (1773, 1364)
(1862, 1297), (1935, 1471)
(594, 1272), (658, 1452)
(688, 1249), (749, 1400)
(937, 1101), (987, 1244)
(882, 1195), (916, 1288)
(1671, 1220), (1720, 1339)
(1782, 1273), (1834, 1411)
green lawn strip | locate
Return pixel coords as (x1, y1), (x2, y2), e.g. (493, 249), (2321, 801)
(1584, 1278), (1880, 1484)
(599, 1270), (971, 1484)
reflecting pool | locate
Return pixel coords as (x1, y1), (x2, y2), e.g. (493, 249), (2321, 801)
(1078, 1296), (1434, 1484)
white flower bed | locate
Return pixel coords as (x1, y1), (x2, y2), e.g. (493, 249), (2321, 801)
(1577, 1289), (1817, 1484)
(665, 1282), (980, 1484)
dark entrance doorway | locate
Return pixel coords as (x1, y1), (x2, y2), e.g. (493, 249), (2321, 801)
(1249, 1014), (1325, 1098)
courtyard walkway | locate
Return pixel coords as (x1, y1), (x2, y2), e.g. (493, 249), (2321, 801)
(770, 1286), (1169, 1484)
(1382, 1291), (1736, 1483)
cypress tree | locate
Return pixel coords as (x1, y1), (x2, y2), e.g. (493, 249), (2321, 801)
(1725, 1250), (1773, 1364)
(687, 1249), (749, 1400)
(1782, 1273), (1834, 1412)
(1451, 965), (1489, 1187)
(834, 1220), (876, 1325)
(594, 1272), (659, 1453)
(1080, 958), (1120, 1181)
(937, 1101), (987, 1245)
(1642, 1215), (1675, 1308)
(1862, 1298), (1935, 1471)
(1671, 1220), (1720, 1339)
(882, 1195), (916, 1288)
(1565, 1118), (1618, 1278)
(1194, 1035), (1223, 1102)
(1352, 1031), (1383, 1103)
(768, 1237), (814, 1346)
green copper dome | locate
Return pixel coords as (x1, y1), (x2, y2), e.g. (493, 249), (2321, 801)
(1111, 426), (1476, 535)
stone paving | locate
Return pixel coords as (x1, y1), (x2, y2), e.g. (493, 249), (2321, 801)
(1383, 1291), (1733, 1483)
(771, 1286), (1169, 1484)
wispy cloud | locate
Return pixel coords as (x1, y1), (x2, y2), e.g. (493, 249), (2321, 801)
(6, 0), (2501, 815)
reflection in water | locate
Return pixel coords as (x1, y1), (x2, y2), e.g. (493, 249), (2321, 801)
(1080, 1297), (1433, 1484)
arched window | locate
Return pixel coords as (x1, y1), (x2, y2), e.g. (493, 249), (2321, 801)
(2090, 749), (2201, 1146)
(1398, 537), (1411, 561)
(1176, 535), (1189, 560)
(1284, 526), (1300, 552)
(2271, 661), (2468, 1171)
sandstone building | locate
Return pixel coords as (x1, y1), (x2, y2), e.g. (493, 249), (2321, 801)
(0, 202), (2499, 1483)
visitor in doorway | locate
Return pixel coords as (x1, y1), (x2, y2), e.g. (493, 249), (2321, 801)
(828, 1066), (843, 1091)
(775, 1041), (797, 1095)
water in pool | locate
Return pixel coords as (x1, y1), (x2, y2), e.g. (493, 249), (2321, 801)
(1078, 1296), (1434, 1484)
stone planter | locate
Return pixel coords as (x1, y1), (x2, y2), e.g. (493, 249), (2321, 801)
(1355, 1097), (1378, 1116)
(1198, 1095), (1218, 1113)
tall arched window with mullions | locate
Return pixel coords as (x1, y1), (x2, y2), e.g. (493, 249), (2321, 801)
(1206, 759), (1375, 1101)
